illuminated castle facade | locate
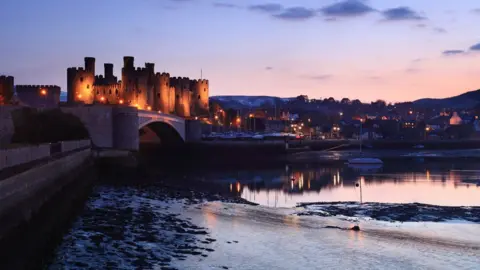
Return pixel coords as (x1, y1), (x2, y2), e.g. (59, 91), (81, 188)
(67, 57), (209, 118)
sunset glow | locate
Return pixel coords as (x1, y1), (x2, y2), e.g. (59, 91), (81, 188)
(1, 1), (480, 102)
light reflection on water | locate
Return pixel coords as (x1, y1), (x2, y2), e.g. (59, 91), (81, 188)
(222, 161), (480, 207)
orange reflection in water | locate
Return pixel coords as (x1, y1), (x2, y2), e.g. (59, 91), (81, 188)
(241, 169), (480, 208)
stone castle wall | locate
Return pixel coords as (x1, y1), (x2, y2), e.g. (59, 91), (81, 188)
(15, 85), (60, 108)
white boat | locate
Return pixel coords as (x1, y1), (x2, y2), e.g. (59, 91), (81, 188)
(348, 158), (383, 165)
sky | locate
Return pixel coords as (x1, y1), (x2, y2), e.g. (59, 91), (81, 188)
(1, 0), (480, 103)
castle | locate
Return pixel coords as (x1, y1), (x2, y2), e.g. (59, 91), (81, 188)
(67, 57), (209, 118)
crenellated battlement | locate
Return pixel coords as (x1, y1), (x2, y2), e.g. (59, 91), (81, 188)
(16, 85), (61, 91)
(0, 75), (14, 82)
(67, 67), (85, 72)
(155, 72), (170, 78)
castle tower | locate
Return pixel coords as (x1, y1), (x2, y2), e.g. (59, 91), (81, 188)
(0, 75), (14, 104)
(172, 77), (192, 117)
(121, 56), (136, 106)
(191, 79), (209, 116)
(67, 67), (95, 104)
(124, 56), (134, 70)
(145, 63), (155, 108)
(154, 72), (171, 113)
(85, 57), (95, 75)
(104, 63), (114, 82)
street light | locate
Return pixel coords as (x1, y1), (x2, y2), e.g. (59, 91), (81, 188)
(147, 106), (152, 111)
(100, 96), (105, 102)
(119, 99), (124, 104)
(77, 94), (82, 99)
(40, 89), (47, 96)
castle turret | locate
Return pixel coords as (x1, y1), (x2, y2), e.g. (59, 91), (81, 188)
(104, 63), (114, 81)
(123, 56), (134, 70)
(85, 57), (95, 75)
(191, 79), (209, 116)
(154, 72), (171, 113)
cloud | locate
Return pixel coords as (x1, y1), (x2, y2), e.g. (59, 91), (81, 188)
(265, 66), (273, 70)
(472, 8), (480, 14)
(302, 74), (333, 81)
(319, 0), (375, 18)
(470, 43), (480, 51)
(442, 50), (465, 56)
(433, 27), (447, 33)
(213, 2), (239, 8)
(405, 68), (420, 74)
(248, 3), (283, 13)
(273, 7), (316, 20)
(412, 58), (423, 63)
(382, 7), (426, 21)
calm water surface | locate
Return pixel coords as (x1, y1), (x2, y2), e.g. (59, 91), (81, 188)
(214, 161), (480, 207)
(49, 159), (480, 269)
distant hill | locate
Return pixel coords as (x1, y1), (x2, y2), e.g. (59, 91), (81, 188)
(413, 89), (480, 108)
(210, 95), (294, 109)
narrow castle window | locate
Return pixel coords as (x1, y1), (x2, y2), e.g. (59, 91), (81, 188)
(87, 84), (90, 89)
(166, 82), (169, 87)
(198, 95), (201, 100)
(204, 88), (206, 92)
(80, 77), (84, 82)
(115, 89), (118, 95)
(157, 93), (160, 98)
(96, 90), (99, 95)
(103, 90), (106, 95)
(109, 89), (112, 95)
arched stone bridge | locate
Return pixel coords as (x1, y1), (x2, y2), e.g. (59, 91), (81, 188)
(59, 105), (198, 151)
(137, 110), (185, 141)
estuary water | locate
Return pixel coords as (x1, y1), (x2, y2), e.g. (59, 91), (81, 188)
(49, 159), (480, 269)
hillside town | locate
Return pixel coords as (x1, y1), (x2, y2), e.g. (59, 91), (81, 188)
(207, 94), (480, 140)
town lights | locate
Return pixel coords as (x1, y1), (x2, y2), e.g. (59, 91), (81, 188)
(339, 112), (343, 116)
(77, 94), (82, 99)
(119, 99), (124, 104)
(249, 114), (254, 118)
(308, 118), (311, 122)
(40, 89), (47, 96)
(147, 106), (151, 110)
(236, 117), (241, 123)
(214, 115), (219, 120)
(100, 96), (105, 102)
(425, 127), (431, 132)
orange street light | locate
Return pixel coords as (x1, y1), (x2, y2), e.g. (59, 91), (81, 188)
(147, 106), (152, 110)
(100, 96), (105, 102)
(249, 114), (254, 118)
(40, 89), (47, 96)
(119, 99), (124, 104)
(214, 115), (219, 120)
(77, 94), (82, 99)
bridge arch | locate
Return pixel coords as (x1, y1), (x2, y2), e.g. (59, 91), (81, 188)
(138, 110), (185, 146)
